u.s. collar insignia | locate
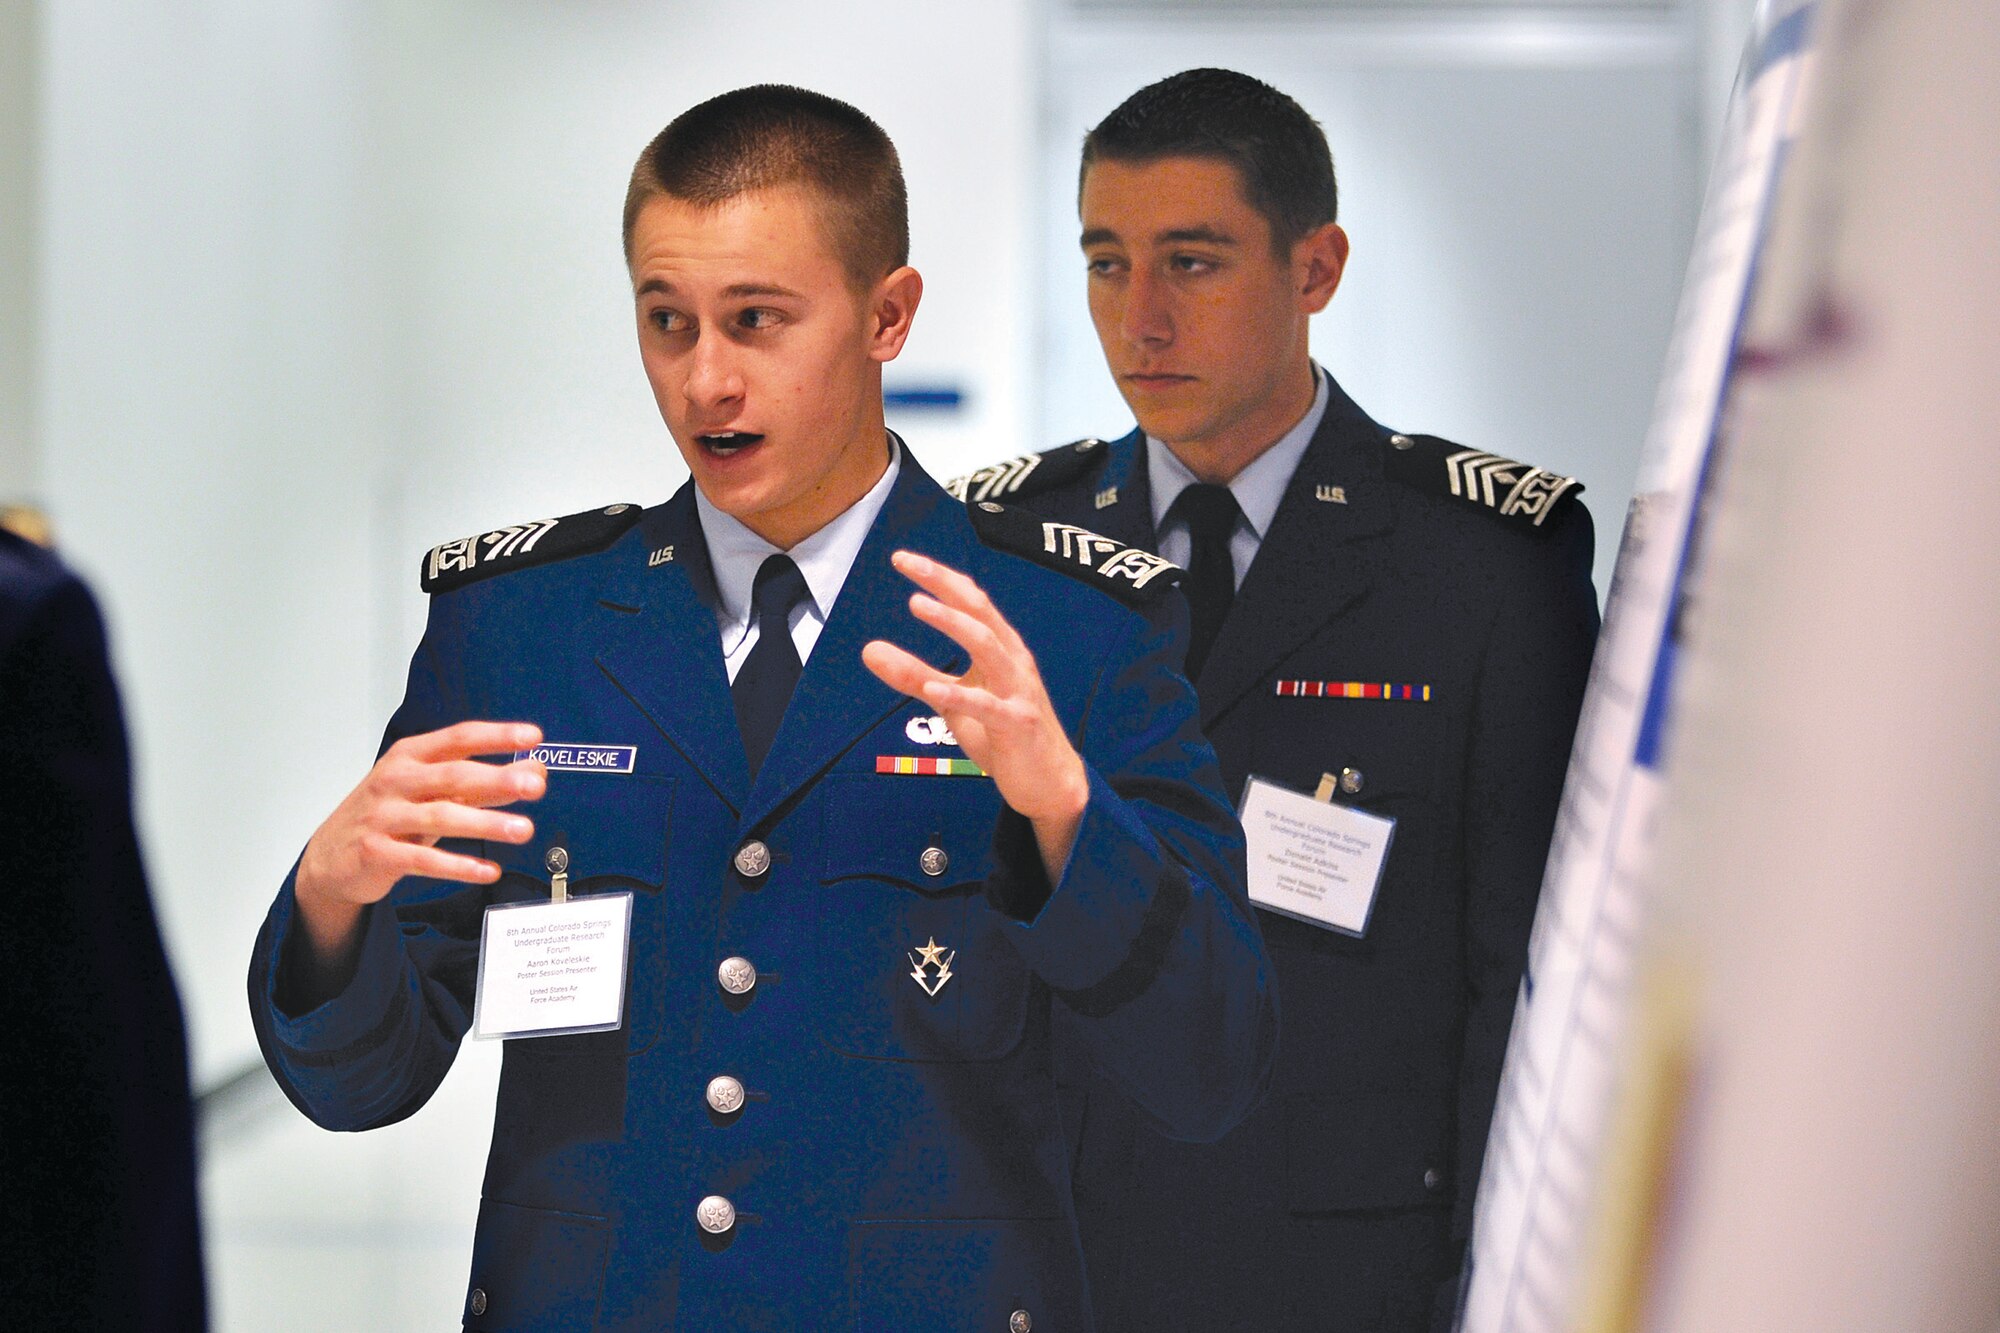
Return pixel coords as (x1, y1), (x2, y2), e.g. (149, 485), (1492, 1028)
(909, 937), (955, 997)
(1315, 484), (1347, 504)
(648, 544), (675, 567)
(1094, 486), (1119, 510)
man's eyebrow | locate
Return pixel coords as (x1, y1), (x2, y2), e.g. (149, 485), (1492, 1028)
(723, 282), (805, 300)
(632, 278), (805, 300)
(1078, 224), (1240, 249)
(1156, 226), (1237, 247)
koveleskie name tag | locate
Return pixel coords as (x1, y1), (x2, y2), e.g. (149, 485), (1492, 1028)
(513, 743), (636, 774)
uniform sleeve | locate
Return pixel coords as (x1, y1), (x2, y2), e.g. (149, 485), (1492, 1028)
(1451, 504), (1601, 1245)
(986, 592), (1279, 1144)
(246, 593), (492, 1132)
(2, 561), (208, 1329)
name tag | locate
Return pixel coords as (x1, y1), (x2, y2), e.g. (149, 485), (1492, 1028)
(1239, 774), (1395, 936)
(513, 743), (636, 774)
(472, 893), (634, 1040)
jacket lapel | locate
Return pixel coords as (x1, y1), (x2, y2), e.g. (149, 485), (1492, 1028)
(592, 485), (753, 813)
(739, 448), (970, 833)
(1079, 429), (1156, 551)
(1196, 378), (1398, 729)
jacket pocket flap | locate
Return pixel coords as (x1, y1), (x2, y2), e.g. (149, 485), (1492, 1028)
(486, 775), (675, 892)
(821, 774), (1002, 892)
(1285, 1091), (1452, 1212)
(463, 1198), (609, 1331)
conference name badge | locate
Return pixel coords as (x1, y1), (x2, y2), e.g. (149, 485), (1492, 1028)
(1239, 774), (1395, 937)
(473, 850), (633, 1040)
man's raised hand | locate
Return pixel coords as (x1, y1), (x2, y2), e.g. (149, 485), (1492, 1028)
(861, 551), (1090, 877)
(292, 721), (546, 960)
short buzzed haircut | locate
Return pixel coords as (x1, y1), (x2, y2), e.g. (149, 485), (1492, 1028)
(1082, 68), (1337, 255)
(623, 84), (909, 287)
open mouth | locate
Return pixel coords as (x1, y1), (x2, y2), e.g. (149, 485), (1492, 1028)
(698, 431), (766, 458)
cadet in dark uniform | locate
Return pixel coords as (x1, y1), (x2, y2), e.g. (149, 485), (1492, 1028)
(2, 522), (208, 1330)
(959, 69), (1600, 1331)
(248, 86), (1274, 1332)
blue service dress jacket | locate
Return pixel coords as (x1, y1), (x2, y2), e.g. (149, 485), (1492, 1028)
(974, 378), (1600, 1331)
(248, 451), (1277, 1332)
(1, 529), (208, 1330)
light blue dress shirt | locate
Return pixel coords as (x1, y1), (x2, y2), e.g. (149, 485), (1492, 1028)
(697, 434), (903, 682)
(1146, 365), (1331, 591)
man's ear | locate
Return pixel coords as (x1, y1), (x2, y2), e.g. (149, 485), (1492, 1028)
(1296, 223), (1349, 316)
(868, 266), (924, 363)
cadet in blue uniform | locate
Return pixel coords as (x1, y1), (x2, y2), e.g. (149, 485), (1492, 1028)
(957, 70), (1600, 1331)
(247, 85), (1274, 1332)
(2, 523), (208, 1330)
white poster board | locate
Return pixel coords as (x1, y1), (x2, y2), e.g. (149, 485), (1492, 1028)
(1458, 7), (1818, 1329)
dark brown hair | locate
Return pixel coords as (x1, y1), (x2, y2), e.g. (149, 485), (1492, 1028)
(1082, 68), (1337, 255)
(623, 84), (908, 286)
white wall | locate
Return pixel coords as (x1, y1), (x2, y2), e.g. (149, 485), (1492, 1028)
(2, 0), (41, 494)
(39, 0), (387, 1093)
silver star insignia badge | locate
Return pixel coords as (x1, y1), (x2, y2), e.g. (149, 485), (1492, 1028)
(908, 936), (955, 998)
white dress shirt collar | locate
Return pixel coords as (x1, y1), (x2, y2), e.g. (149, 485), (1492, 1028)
(1146, 363), (1331, 542)
(697, 434), (903, 658)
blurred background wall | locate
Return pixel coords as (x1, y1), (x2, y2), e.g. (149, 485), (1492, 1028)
(0, 0), (1750, 1326)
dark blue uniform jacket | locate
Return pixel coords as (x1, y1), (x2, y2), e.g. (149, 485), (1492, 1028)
(248, 453), (1276, 1332)
(1005, 379), (1599, 1330)
(2, 529), (207, 1330)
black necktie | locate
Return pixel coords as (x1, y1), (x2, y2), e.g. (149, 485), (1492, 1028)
(1169, 483), (1240, 681)
(731, 554), (810, 776)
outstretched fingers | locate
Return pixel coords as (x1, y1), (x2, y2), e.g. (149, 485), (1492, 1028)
(395, 719), (543, 765)
(861, 638), (951, 701)
(359, 830), (504, 885)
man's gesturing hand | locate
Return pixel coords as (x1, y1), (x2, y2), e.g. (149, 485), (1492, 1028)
(861, 551), (1090, 878)
(293, 721), (546, 962)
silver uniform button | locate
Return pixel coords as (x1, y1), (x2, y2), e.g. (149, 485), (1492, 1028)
(717, 956), (758, 995)
(919, 844), (949, 878)
(1424, 1167), (1443, 1190)
(696, 1194), (737, 1234)
(605, 503), (631, 514)
(544, 846), (569, 874)
(734, 839), (771, 877)
(1390, 433), (1415, 450)
(706, 1074), (746, 1115)
(1010, 1310), (1032, 1333)
(1340, 766), (1364, 795)
(469, 1287), (488, 1317)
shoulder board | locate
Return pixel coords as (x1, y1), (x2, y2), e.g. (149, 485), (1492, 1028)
(1381, 433), (1583, 531)
(420, 503), (644, 594)
(967, 500), (1181, 610)
(944, 437), (1110, 504)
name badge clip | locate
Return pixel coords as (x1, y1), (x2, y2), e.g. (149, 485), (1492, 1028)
(546, 844), (570, 903)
